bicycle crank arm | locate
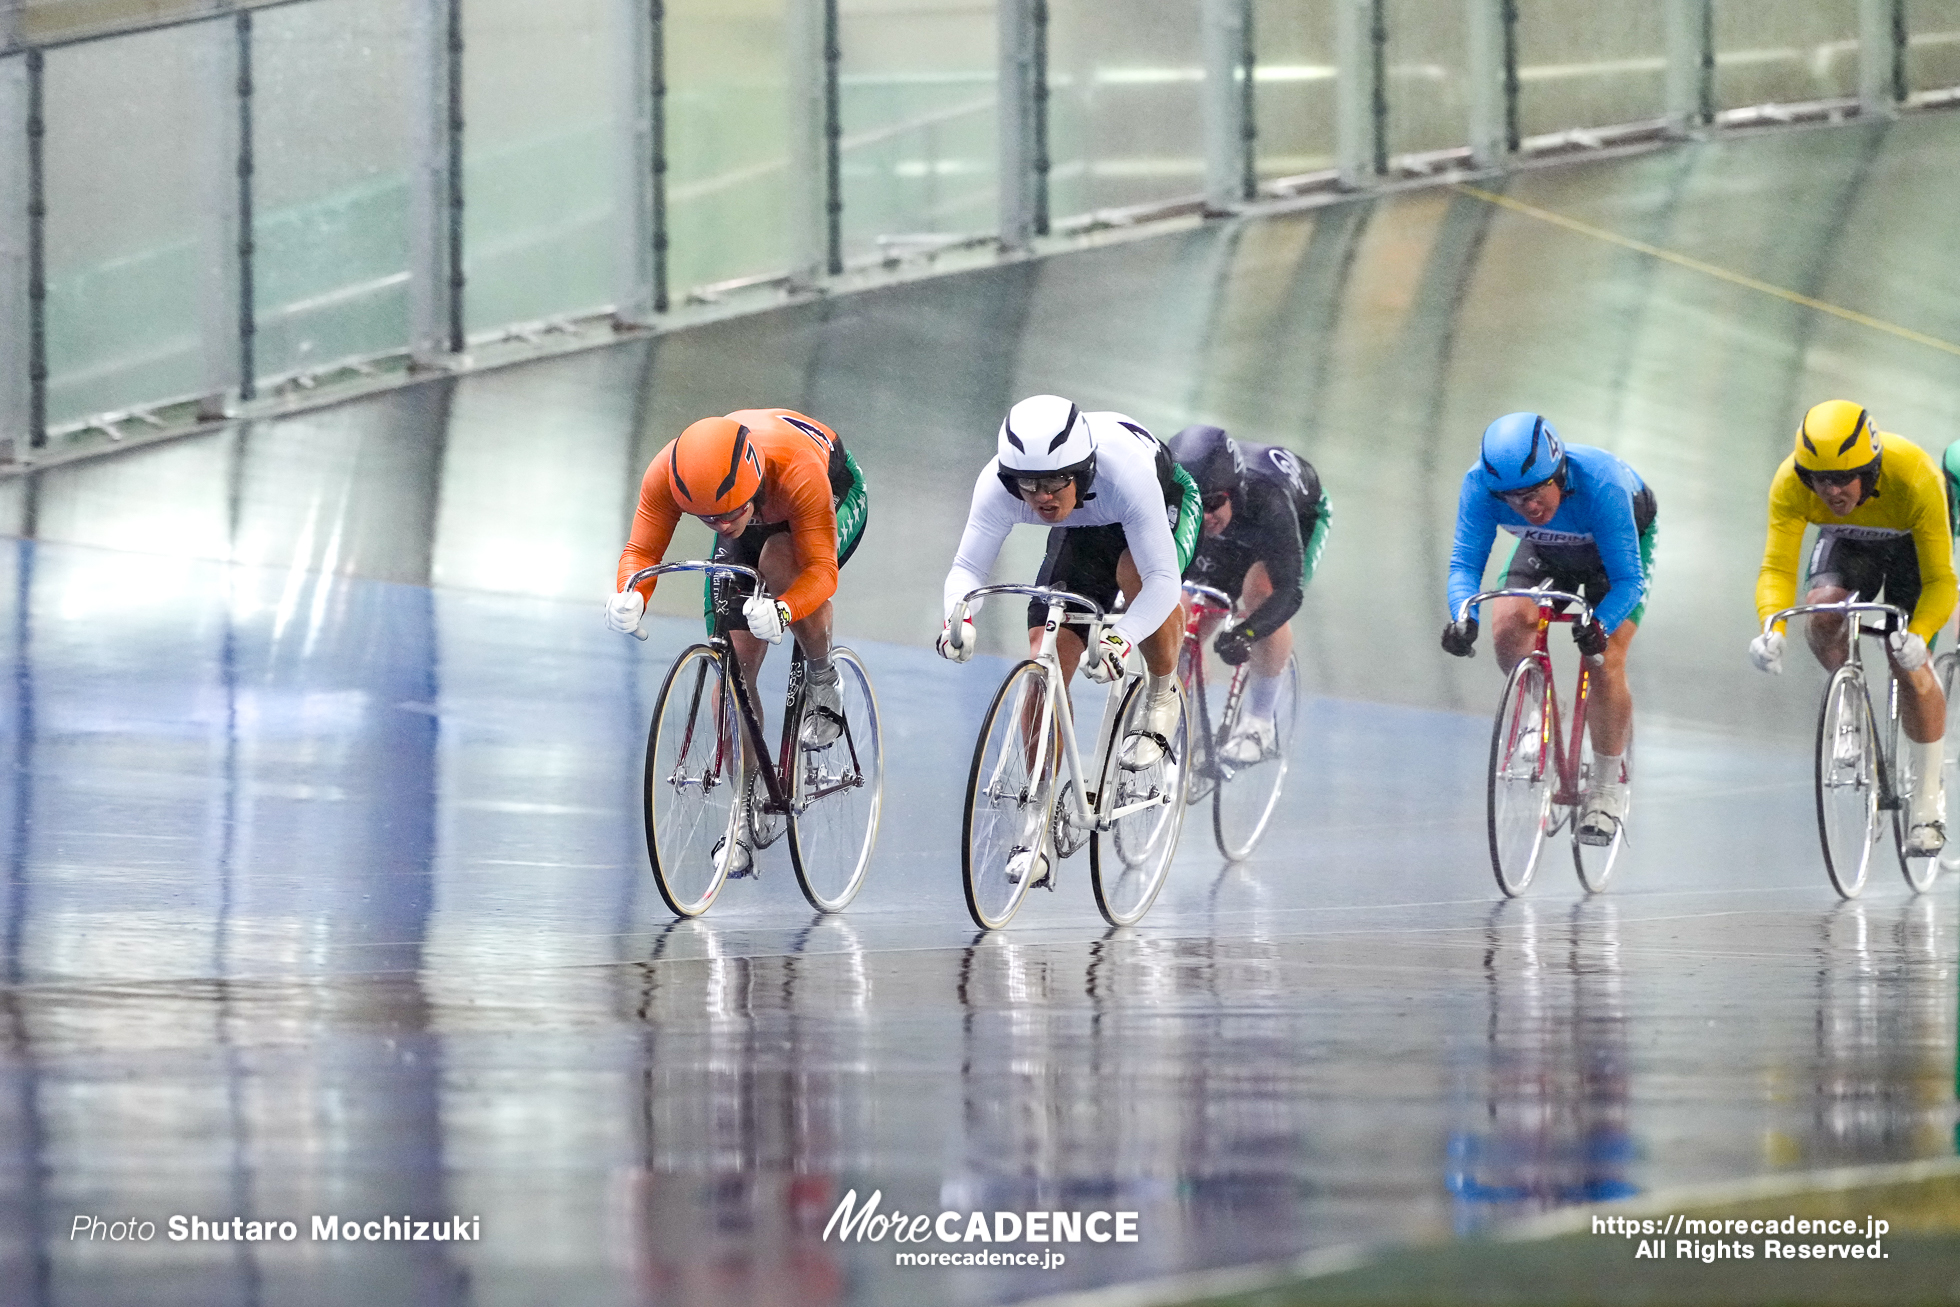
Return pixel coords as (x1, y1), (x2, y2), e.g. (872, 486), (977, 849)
(1098, 791), (1171, 825)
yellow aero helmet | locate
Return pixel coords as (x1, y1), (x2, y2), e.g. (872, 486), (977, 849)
(1794, 400), (1879, 476)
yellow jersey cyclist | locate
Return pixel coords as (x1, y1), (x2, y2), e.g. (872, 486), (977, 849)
(608, 409), (870, 875)
(1167, 424), (1331, 764)
(1440, 413), (1656, 846)
(938, 394), (1203, 775)
(1750, 400), (1955, 855)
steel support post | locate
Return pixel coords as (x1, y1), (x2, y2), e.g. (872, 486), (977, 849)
(194, 16), (248, 417)
(1665, 0), (1712, 132)
(0, 54), (30, 460)
(1858, 0), (1899, 117)
(1466, 0), (1504, 167)
(997, 0), (1046, 249)
(785, 0), (829, 288)
(1201, 0), (1251, 211)
(613, 0), (656, 324)
(409, 0), (463, 365)
(1335, 0), (1371, 187)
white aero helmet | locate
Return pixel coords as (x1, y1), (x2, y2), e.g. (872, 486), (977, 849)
(996, 394), (1097, 499)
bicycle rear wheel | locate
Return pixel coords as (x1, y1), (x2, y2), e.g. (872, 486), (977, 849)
(1213, 653), (1299, 861)
(1816, 664), (1881, 899)
(1938, 651), (1960, 877)
(1090, 677), (1190, 926)
(962, 661), (1059, 930)
(1889, 707), (1938, 894)
(1571, 727), (1631, 894)
(645, 644), (746, 917)
(787, 648), (883, 912)
(1488, 656), (1553, 898)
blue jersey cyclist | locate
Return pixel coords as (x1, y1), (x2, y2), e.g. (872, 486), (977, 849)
(1440, 412), (1657, 845)
(1168, 424), (1330, 765)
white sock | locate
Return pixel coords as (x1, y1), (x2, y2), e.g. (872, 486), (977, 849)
(1910, 737), (1945, 824)
(1145, 671), (1176, 704)
(1591, 752), (1625, 791)
(1247, 671), (1282, 719)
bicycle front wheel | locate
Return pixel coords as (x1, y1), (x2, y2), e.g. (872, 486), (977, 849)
(645, 644), (746, 918)
(1090, 678), (1190, 926)
(1213, 653), (1300, 861)
(1488, 656), (1553, 898)
(1816, 664), (1881, 899)
(1572, 727), (1631, 894)
(787, 647), (884, 912)
(962, 660), (1059, 930)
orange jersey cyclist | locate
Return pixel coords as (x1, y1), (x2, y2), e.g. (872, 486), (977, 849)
(608, 409), (869, 873)
(1440, 412), (1657, 847)
(1750, 399), (1954, 854)
(938, 394), (1202, 772)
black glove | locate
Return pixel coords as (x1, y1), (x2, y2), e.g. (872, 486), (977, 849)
(1441, 618), (1478, 658)
(1213, 621), (1257, 666)
(1573, 618), (1608, 658)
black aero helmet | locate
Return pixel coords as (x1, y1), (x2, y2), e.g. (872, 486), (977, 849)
(1168, 424), (1244, 503)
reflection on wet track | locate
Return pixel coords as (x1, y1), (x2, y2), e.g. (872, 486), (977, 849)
(5, 113), (1960, 1304)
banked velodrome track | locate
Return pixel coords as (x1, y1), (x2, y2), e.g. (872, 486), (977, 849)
(1, 112), (1958, 1306)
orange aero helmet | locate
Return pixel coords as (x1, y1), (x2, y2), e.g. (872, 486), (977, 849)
(667, 416), (764, 516)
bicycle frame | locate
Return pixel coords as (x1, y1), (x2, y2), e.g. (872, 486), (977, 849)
(949, 584), (1175, 835)
(1181, 581), (1244, 779)
(1762, 599), (1911, 813)
(1458, 585), (1601, 810)
(627, 561), (870, 821)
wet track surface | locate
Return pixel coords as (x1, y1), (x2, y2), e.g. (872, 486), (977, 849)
(4, 114), (1960, 1304)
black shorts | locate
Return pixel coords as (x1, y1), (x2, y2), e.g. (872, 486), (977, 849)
(1027, 523), (1129, 629)
(1502, 486), (1657, 624)
(1806, 530), (1920, 623)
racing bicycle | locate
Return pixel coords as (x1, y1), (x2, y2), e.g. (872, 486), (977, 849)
(1763, 600), (1937, 897)
(1462, 584), (1631, 897)
(949, 584), (1191, 929)
(1178, 581), (1298, 860)
(627, 561), (883, 916)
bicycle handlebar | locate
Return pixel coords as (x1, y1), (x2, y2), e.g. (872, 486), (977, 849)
(1456, 586), (1594, 628)
(948, 584), (1106, 654)
(1761, 599), (1909, 637)
(621, 561), (767, 642)
(1181, 581), (1233, 610)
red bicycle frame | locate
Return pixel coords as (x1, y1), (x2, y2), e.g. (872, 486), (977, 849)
(1470, 586), (1602, 808)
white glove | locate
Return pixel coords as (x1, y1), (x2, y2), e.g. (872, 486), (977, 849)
(607, 588), (646, 635)
(743, 595), (792, 644)
(1748, 630), (1783, 674)
(1888, 628), (1930, 672)
(1081, 628), (1136, 684)
(937, 616), (976, 663)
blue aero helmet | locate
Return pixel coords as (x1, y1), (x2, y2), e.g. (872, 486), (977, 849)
(1480, 412), (1566, 496)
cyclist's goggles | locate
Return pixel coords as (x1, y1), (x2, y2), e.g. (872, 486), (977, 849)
(696, 502), (754, 527)
(1201, 490), (1232, 512)
(1013, 472), (1076, 497)
(1493, 478), (1557, 508)
(1799, 468), (1864, 490)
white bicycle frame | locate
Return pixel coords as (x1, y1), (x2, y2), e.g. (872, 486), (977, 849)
(950, 584), (1177, 835)
(1763, 598), (1913, 810)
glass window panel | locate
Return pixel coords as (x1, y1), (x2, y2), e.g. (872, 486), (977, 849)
(1907, 0), (1960, 93)
(1713, 0), (1858, 109)
(253, 0), (413, 380)
(41, 25), (207, 425)
(1046, 0), (1206, 220)
(462, 0), (617, 332)
(1383, 0), (1466, 157)
(1514, 2), (1665, 137)
(838, 0), (998, 265)
(666, 0), (791, 293)
(1252, 0), (1338, 182)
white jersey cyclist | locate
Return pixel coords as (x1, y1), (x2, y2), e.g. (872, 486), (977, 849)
(942, 408), (1198, 648)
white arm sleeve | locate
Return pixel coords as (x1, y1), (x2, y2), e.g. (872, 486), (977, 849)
(942, 464), (1023, 621)
(1111, 491), (1183, 643)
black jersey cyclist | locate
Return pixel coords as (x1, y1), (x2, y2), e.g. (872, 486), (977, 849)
(1168, 425), (1330, 764)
